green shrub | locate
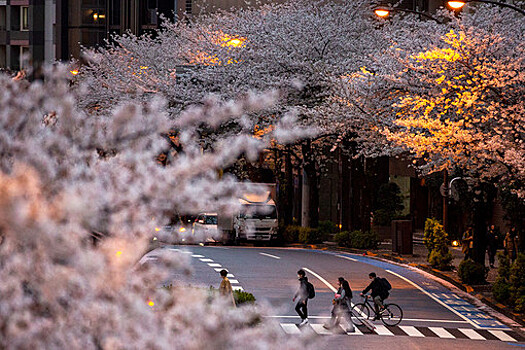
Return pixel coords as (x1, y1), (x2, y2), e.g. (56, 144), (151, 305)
(298, 227), (326, 244)
(373, 183), (404, 226)
(493, 278), (511, 302)
(318, 220), (338, 235)
(335, 231), (351, 246)
(458, 259), (488, 285)
(335, 230), (379, 249)
(493, 253), (525, 313)
(234, 290), (256, 305)
(423, 218), (448, 257)
(283, 225), (301, 243)
(373, 209), (392, 227)
(428, 249), (453, 271)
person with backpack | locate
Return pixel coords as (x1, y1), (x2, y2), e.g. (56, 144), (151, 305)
(323, 277), (354, 332)
(293, 269), (314, 326)
(360, 272), (391, 320)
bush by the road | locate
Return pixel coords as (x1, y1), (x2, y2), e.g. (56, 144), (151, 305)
(234, 290), (256, 305)
(458, 259), (488, 285)
(494, 253), (525, 313)
(335, 230), (379, 249)
(318, 220), (338, 235)
(424, 218), (452, 270)
(283, 225), (301, 243)
(283, 225), (328, 244)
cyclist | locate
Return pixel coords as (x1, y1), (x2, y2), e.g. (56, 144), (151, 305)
(360, 272), (389, 320)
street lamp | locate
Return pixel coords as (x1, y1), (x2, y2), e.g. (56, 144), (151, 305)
(373, 6), (443, 23)
(446, 0), (525, 15)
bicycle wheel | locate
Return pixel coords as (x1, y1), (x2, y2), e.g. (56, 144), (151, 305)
(350, 303), (371, 326)
(381, 303), (403, 326)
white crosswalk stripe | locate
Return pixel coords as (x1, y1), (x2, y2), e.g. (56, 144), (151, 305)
(429, 327), (455, 339)
(199, 258), (214, 262)
(399, 326), (425, 337)
(191, 254), (204, 258)
(310, 324), (332, 335)
(458, 328), (486, 340)
(374, 324), (395, 336)
(276, 323), (523, 343)
(281, 323), (301, 334)
(488, 330), (517, 342)
(232, 286), (244, 291)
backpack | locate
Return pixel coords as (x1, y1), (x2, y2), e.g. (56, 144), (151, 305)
(306, 281), (315, 299)
(380, 277), (392, 292)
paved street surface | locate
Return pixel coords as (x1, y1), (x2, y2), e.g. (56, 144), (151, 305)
(145, 246), (525, 349)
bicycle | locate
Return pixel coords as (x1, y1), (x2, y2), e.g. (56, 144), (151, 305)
(351, 294), (403, 327)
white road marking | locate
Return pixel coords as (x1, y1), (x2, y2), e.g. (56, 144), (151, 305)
(429, 327), (455, 339)
(336, 255), (357, 262)
(458, 328), (486, 340)
(310, 323), (332, 335)
(374, 324), (395, 336)
(214, 268), (224, 272)
(226, 273), (235, 278)
(399, 326), (425, 337)
(228, 279), (239, 284)
(342, 324), (363, 335)
(402, 318), (468, 323)
(280, 323), (301, 334)
(265, 316), (331, 319)
(488, 330), (516, 342)
(208, 263), (222, 267)
(232, 286), (244, 291)
(385, 269), (480, 328)
(199, 258), (214, 262)
(192, 254), (204, 258)
(259, 252), (281, 259)
(301, 267), (337, 293)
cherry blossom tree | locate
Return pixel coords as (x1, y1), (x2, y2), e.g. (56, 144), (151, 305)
(0, 67), (311, 349)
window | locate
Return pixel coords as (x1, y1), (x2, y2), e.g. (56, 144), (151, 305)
(20, 46), (30, 69)
(21, 6), (29, 31)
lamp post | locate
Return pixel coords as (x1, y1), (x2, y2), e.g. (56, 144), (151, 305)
(447, 0), (525, 15)
(373, 6), (443, 23)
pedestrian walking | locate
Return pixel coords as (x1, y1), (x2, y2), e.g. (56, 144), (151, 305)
(293, 269), (313, 327)
(487, 225), (500, 268)
(462, 226), (474, 260)
(219, 269), (236, 307)
(324, 277), (354, 332)
(504, 228), (518, 262)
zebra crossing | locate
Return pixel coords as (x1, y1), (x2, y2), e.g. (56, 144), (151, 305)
(279, 323), (525, 342)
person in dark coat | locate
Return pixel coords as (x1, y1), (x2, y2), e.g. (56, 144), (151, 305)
(360, 272), (387, 320)
(486, 225), (500, 268)
(293, 269), (309, 326)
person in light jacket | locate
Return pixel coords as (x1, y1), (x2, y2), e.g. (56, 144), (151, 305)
(324, 277), (354, 332)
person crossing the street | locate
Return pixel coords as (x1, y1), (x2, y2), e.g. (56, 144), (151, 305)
(360, 272), (389, 320)
(324, 277), (355, 332)
(293, 269), (312, 327)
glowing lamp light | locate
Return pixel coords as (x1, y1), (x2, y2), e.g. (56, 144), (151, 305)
(152, 237), (158, 241)
(93, 13), (99, 20)
(179, 227), (186, 233)
(70, 70), (79, 75)
(452, 240), (459, 247)
(374, 9), (391, 18)
(116, 251), (123, 257)
(148, 300), (155, 307)
(155, 227), (161, 232)
(447, 1), (466, 9)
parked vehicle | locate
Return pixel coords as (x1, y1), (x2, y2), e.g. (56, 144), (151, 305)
(192, 213), (219, 242)
(218, 183), (278, 243)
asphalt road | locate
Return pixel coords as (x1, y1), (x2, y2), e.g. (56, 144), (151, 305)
(145, 245), (525, 349)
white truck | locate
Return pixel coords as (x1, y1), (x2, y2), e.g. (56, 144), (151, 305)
(218, 183), (278, 243)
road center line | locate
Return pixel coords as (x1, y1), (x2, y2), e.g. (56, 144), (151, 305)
(259, 252), (281, 259)
(336, 255), (357, 262)
(385, 269), (479, 329)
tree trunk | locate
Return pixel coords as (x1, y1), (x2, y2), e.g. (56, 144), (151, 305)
(301, 140), (319, 228)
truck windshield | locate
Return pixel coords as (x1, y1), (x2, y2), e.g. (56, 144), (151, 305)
(204, 215), (217, 225)
(241, 205), (277, 219)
